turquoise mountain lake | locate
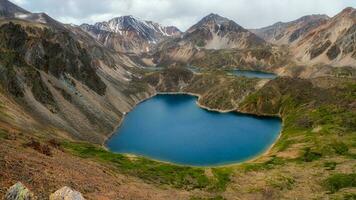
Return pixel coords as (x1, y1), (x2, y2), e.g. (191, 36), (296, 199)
(230, 70), (277, 79)
(107, 95), (282, 166)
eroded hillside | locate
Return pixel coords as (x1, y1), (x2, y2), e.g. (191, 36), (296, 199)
(0, 20), (155, 143)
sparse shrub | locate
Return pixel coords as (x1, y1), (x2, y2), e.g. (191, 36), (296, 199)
(243, 156), (285, 172)
(48, 139), (61, 149)
(331, 142), (349, 155)
(210, 168), (232, 191)
(268, 175), (295, 190)
(25, 139), (52, 156)
(300, 147), (322, 162)
(296, 116), (313, 128)
(324, 162), (337, 170)
(190, 196), (226, 200)
(324, 173), (356, 193)
(196, 40), (206, 47)
(343, 193), (356, 200)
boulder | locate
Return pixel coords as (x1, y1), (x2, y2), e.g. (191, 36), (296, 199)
(5, 182), (34, 200)
(49, 186), (85, 200)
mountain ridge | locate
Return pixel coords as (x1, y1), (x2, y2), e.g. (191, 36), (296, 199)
(80, 15), (182, 53)
(152, 13), (269, 65)
(250, 14), (330, 45)
(251, 7), (356, 67)
(0, 0), (30, 18)
(184, 13), (265, 49)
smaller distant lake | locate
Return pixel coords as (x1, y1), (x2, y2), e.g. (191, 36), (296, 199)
(230, 70), (277, 79)
(141, 66), (164, 71)
(186, 66), (201, 73)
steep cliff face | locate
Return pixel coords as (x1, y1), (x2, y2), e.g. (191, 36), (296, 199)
(0, 20), (155, 144)
(252, 8), (356, 67)
(293, 7), (356, 66)
(80, 16), (181, 53)
(251, 15), (330, 45)
(0, 0), (161, 144)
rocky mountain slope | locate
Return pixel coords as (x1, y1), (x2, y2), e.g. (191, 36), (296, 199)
(80, 16), (181, 53)
(253, 8), (356, 67)
(0, 0), (64, 29)
(153, 13), (274, 67)
(293, 7), (356, 66)
(184, 13), (265, 50)
(0, 0), (29, 18)
(0, 0), (155, 144)
(251, 14), (330, 45)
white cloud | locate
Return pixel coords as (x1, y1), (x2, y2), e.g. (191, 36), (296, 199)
(11, 0), (26, 4)
(12, 0), (356, 31)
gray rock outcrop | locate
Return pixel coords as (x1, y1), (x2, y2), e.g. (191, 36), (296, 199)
(5, 182), (34, 200)
(49, 186), (85, 200)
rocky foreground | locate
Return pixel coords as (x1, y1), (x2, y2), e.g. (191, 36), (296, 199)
(5, 182), (85, 200)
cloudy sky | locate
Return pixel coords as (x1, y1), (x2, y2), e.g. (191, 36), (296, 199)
(12, 0), (356, 31)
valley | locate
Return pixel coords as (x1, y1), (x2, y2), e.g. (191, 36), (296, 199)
(0, 0), (355, 199)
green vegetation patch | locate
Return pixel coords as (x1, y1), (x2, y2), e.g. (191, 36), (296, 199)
(323, 161), (337, 171)
(0, 129), (8, 139)
(331, 142), (349, 155)
(299, 147), (322, 162)
(310, 105), (356, 134)
(343, 193), (356, 200)
(196, 40), (206, 48)
(242, 156), (286, 172)
(190, 195), (226, 200)
(267, 174), (295, 190)
(63, 141), (232, 191)
(324, 173), (356, 193)
(210, 168), (233, 192)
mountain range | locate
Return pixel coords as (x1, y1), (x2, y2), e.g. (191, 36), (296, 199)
(0, 0), (355, 199)
(0, 0), (354, 142)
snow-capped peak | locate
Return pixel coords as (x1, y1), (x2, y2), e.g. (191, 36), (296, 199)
(91, 16), (181, 40)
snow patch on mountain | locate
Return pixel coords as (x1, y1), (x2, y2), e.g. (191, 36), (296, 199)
(79, 15), (181, 53)
(90, 16), (181, 42)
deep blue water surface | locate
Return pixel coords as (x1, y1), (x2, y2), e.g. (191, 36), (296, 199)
(231, 70), (277, 79)
(107, 95), (281, 166)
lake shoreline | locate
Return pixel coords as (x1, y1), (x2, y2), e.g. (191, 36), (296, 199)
(103, 91), (284, 167)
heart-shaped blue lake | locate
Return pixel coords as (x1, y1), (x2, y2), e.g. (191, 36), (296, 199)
(107, 95), (281, 166)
